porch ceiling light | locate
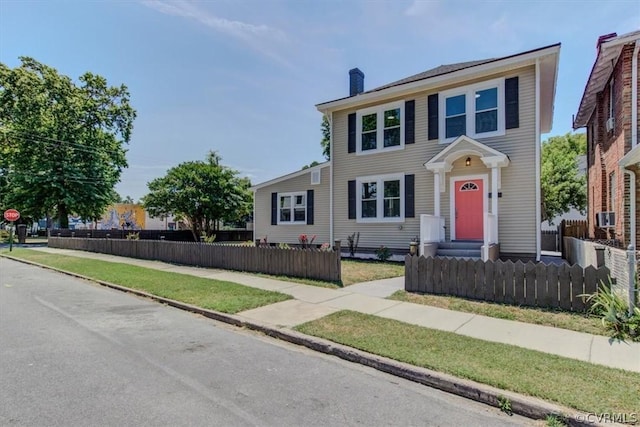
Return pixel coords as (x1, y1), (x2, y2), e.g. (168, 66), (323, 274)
(465, 157), (471, 166)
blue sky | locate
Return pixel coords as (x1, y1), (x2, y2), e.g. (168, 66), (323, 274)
(1, 0), (638, 201)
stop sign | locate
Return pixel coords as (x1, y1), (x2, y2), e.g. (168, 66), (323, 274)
(4, 209), (20, 222)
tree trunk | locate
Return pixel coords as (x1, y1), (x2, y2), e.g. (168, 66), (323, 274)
(57, 204), (69, 229)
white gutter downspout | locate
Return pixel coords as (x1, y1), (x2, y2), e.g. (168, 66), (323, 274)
(327, 112), (334, 245)
(535, 58), (541, 262)
(252, 190), (256, 244)
(626, 40), (639, 311)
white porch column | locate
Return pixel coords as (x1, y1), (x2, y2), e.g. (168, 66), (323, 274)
(434, 172), (441, 217)
(491, 165), (499, 243)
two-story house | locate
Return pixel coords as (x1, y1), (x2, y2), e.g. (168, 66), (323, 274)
(252, 43), (560, 261)
(574, 30), (640, 251)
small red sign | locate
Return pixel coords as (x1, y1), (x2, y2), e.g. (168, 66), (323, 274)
(4, 209), (20, 222)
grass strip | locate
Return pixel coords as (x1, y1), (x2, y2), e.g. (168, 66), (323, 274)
(389, 291), (605, 336)
(3, 249), (290, 314)
(255, 258), (404, 288)
(295, 310), (640, 414)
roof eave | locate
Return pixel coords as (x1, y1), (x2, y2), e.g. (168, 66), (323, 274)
(250, 162), (330, 191)
(316, 43), (561, 114)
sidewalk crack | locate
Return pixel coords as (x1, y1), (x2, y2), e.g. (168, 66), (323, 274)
(588, 335), (595, 362)
(453, 314), (476, 333)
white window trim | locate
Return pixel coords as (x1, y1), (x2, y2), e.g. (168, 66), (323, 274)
(277, 191), (306, 225)
(356, 101), (405, 155)
(439, 78), (505, 144)
(356, 173), (405, 223)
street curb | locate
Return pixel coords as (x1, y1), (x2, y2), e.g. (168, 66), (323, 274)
(1, 254), (610, 427)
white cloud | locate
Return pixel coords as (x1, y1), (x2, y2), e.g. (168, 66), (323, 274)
(140, 0), (290, 65)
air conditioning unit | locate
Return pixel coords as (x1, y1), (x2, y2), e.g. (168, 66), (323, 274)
(596, 211), (616, 228)
(606, 117), (615, 132)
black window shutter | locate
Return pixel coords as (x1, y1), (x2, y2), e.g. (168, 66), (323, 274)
(505, 77), (519, 129)
(405, 100), (415, 144)
(405, 174), (415, 218)
(306, 190), (314, 225)
(427, 94), (439, 140)
(348, 180), (356, 219)
(271, 192), (278, 225)
(348, 113), (356, 153)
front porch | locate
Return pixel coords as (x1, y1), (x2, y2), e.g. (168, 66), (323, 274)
(420, 135), (509, 261)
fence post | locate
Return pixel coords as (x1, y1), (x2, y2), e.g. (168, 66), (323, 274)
(628, 244), (637, 316)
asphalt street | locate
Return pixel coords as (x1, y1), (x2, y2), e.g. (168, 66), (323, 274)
(0, 257), (530, 426)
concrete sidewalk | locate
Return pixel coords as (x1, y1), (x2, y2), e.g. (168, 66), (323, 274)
(28, 247), (640, 373)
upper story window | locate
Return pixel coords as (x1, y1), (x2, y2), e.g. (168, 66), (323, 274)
(357, 102), (404, 154)
(278, 192), (306, 224)
(310, 170), (321, 185)
(356, 173), (404, 222)
(440, 78), (505, 143)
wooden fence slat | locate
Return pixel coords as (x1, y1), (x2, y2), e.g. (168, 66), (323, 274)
(447, 257), (458, 295)
(456, 259), (467, 297)
(524, 261), (537, 306)
(570, 264), (585, 311)
(484, 260), (495, 301)
(583, 265), (598, 295)
(432, 258), (442, 294)
(418, 256), (428, 293)
(514, 261), (525, 305)
(493, 260), (505, 303)
(558, 264), (572, 310)
(535, 262), (547, 307)
(463, 259), (475, 298)
(474, 260), (485, 301)
(425, 257), (435, 294)
(546, 263), (559, 309)
(404, 255), (415, 291)
(503, 260), (515, 304)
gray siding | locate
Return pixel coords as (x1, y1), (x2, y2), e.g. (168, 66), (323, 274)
(254, 167), (330, 245)
(332, 66), (537, 255)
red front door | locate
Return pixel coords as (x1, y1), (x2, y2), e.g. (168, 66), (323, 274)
(455, 179), (483, 240)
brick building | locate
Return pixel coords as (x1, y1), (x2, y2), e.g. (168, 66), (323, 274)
(574, 30), (640, 250)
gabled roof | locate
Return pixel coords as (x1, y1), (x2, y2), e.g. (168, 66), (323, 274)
(574, 30), (640, 128)
(251, 162), (329, 191)
(365, 59), (497, 93)
(317, 43), (561, 112)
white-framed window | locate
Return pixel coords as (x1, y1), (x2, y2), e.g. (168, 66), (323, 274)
(310, 170), (321, 185)
(278, 192), (306, 224)
(356, 173), (404, 222)
(439, 78), (505, 143)
(356, 101), (404, 154)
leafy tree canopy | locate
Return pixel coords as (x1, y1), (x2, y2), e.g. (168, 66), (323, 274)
(142, 151), (252, 240)
(541, 132), (587, 224)
(0, 57), (136, 228)
(321, 115), (330, 160)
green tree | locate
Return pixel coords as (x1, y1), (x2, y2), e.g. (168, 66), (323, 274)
(142, 151), (252, 240)
(0, 57), (136, 228)
(541, 132), (587, 223)
(321, 115), (330, 160)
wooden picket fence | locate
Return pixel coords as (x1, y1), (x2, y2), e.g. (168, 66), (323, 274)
(405, 255), (610, 311)
(48, 237), (341, 282)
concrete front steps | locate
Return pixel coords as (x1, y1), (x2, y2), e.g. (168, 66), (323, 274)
(436, 240), (482, 259)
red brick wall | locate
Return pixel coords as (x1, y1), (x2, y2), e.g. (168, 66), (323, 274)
(586, 43), (639, 248)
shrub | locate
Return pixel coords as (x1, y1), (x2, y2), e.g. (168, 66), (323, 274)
(126, 232), (140, 240)
(375, 245), (392, 262)
(298, 234), (316, 249)
(203, 234), (216, 243)
(278, 242), (291, 249)
(582, 280), (640, 342)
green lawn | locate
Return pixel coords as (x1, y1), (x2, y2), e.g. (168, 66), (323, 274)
(389, 291), (606, 336)
(2, 249), (290, 313)
(256, 258), (404, 288)
(295, 311), (640, 415)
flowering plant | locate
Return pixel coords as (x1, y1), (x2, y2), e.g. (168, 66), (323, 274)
(298, 234), (317, 249)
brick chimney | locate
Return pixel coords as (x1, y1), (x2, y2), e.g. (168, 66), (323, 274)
(349, 68), (364, 96)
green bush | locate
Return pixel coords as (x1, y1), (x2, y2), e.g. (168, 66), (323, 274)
(582, 280), (640, 342)
(375, 245), (392, 262)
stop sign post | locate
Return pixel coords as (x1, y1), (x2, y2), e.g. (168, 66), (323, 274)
(4, 209), (20, 251)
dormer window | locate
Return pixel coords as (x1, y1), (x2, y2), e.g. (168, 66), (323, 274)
(356, 101), (404, 154)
